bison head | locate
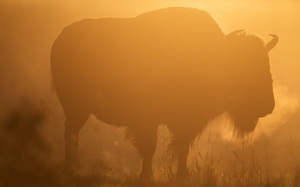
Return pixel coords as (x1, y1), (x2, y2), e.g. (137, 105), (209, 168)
(224, 30), (278, 136)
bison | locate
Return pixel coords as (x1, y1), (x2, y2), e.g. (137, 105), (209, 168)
(51, 7), (278, 182)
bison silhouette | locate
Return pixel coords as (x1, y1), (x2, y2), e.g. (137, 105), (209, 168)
(51, 7), (277, 183)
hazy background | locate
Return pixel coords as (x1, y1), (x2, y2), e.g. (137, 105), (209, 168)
(0, 0), (300, 184)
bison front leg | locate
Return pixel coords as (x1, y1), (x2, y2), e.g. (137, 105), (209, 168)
(131, 126), (157, 184)
(64, 109), (90, 174)
(174, 139), (190, 183)
(170, 124), (199, 184)
(169, 127), (195, 184)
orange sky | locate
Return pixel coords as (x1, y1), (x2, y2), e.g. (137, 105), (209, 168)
(1, 0), (299, 112)
(0, 0), (299, 180)
(1, 0), (299, 130)
(5, 0), (297, 90)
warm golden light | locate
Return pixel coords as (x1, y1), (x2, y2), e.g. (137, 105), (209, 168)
(0, 0), (299, 186)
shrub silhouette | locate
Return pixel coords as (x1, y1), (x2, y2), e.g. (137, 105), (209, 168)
(0, 98), (59, 187)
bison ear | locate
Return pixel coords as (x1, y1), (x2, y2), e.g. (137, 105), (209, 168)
(226, 29), (244, 38)
(265, 34), (278, 52)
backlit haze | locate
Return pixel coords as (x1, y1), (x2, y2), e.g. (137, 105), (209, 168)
(0, 0), (299, 185)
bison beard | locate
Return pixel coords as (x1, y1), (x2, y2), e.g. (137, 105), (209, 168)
(51, 7), (277, 184)
(229, 111), (259, 136)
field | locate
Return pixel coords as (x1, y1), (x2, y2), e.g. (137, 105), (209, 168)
(0, 1), (300, 187)
(0, 98), (300, 187)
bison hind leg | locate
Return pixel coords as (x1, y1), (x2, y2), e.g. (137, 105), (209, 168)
(64, 107), (90, 175)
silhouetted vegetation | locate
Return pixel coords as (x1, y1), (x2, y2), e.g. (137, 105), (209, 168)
(0, 98), (57, 187)
(1, 1), (300, 187)
(0, 100), (299, 187)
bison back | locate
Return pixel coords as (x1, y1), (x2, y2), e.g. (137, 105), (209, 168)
(51, 7), (226, 124)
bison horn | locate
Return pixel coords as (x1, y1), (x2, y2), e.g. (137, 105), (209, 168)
(266, 34), (278, 52)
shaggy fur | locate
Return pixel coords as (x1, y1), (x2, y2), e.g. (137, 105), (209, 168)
(50, 7), (277, 182)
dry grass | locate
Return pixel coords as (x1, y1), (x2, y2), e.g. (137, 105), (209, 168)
(0, 99), (299, 187)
